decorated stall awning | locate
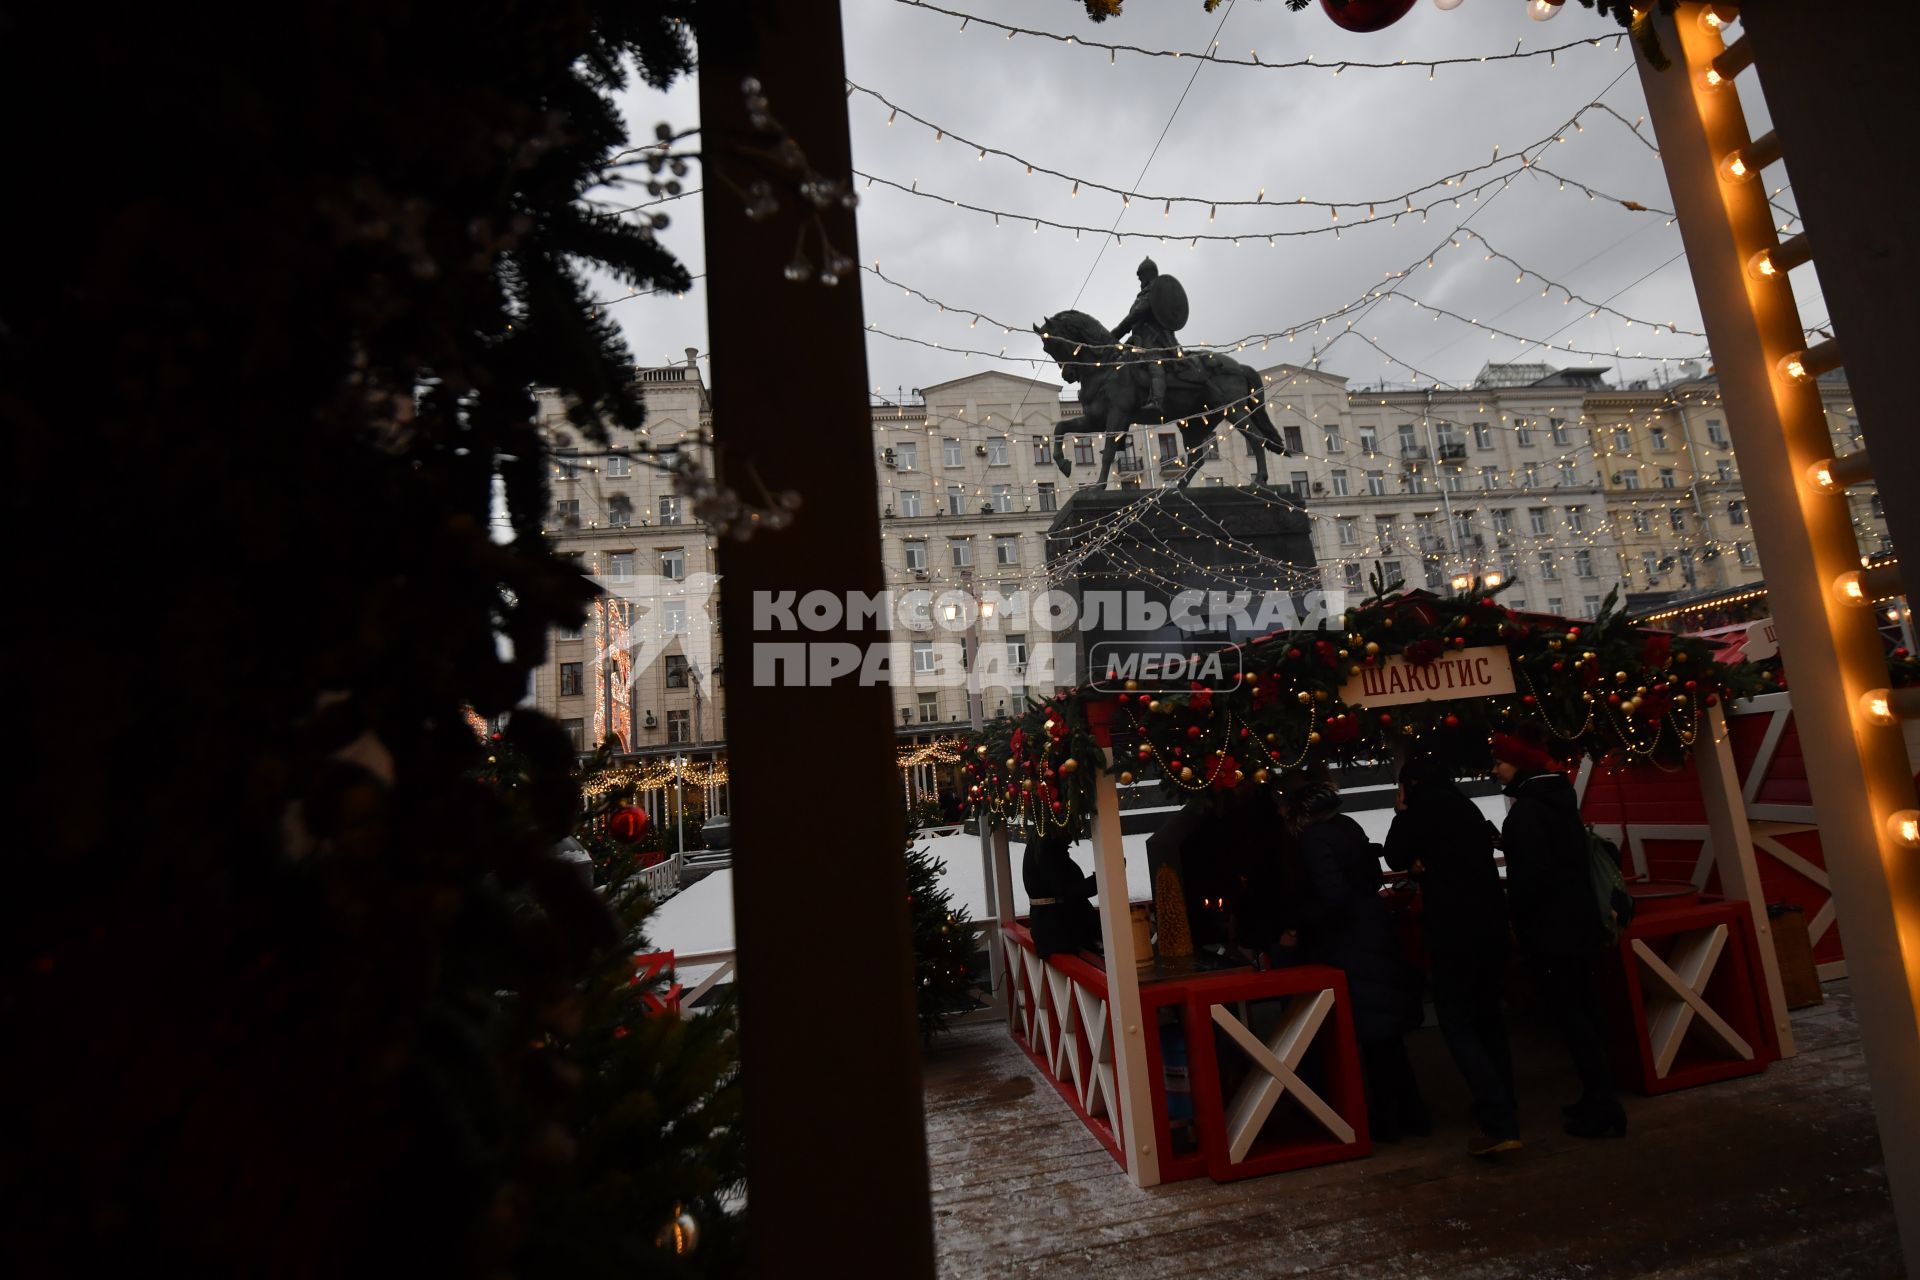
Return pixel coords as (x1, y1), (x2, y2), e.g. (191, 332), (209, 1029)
(965, 586), (1760, 837)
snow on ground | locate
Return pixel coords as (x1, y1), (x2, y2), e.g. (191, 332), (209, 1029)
(646, 794), (1511, 980)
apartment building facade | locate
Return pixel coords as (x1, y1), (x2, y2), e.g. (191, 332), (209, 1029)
(524, 358), (1882, 751)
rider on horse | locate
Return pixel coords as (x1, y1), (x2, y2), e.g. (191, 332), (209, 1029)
(1109, 257), (1186, 418)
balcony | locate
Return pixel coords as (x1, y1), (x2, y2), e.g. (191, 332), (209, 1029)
(1400, 443), (1429, 459)
(1437, 441), (1468, 461)
(1115, 455), (1146, 473)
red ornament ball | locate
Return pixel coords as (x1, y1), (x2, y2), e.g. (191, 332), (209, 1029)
(1187, 724), (1203, 738)
(1378, 712), (1394, 726)
(1443, 714), (1460, 729)
(607, 805), (650, 843)
(1318, 0), (1417, 33)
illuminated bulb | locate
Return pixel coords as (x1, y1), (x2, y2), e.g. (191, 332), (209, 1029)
(1484, 571), (1504, 588)
(1835, 571), (1867, 605)
(1720, 151), (1758, 183)
(1700, 4), (1736, 32)
(1434, 0), (1465, 7)
(1720, 131), (1782, 183)
(1777, 351), (1810, 382)
(1526, 0), (1562, 19)
(1805, 459), (1838, 493)
(1890, 810), (1920, 848)
(1860, 689), (1896, 727)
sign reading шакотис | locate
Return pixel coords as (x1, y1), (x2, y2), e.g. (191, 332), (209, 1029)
(1338, 645), (1516, 709)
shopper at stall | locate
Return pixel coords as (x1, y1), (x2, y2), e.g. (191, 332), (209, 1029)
(1385, 755), (1520, 1156)
(1492, 726), (1628, 1139)
(1287, 775), (1429, 1142)
(1023, 829), (1100, 959)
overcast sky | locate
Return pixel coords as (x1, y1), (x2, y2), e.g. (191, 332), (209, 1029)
(603, 0), (1808, 401)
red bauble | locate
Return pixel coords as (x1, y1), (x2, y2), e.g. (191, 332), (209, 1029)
(1443, 714), (1461, 729)
(1319, 0), (1417, 33)
(1378, 712), (1394, 726)
(607, 805), (650, 843)
(1187, 725), (1203, 738)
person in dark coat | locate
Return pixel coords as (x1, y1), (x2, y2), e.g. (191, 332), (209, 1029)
(1023, 831), (1100, 959)
(1492, 727), (1626, 1139)
(1385, 755), (1520, 1156)
(1287, 776), (1428, 1142)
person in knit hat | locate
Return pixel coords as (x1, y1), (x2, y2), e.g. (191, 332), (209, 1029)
(1492, 723), (1626, 1139)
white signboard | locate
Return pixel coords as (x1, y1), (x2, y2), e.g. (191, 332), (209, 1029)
(1745, 617), (1779, 662)
(1338, 645), (1517, 709)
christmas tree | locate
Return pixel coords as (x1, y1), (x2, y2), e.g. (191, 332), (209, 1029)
(905, 843), (980, 1043)
(4, 2), (738, 1274)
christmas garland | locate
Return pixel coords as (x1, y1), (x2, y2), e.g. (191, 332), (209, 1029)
(964, 581), (1761, 838)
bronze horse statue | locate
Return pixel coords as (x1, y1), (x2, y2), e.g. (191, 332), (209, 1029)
(1033, 310), (1289, 488)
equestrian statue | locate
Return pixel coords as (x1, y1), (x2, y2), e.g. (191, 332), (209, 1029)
(1034, 257), (1288, 489)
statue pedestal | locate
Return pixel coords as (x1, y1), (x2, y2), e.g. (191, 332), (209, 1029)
(1042, 486), (1320, 687)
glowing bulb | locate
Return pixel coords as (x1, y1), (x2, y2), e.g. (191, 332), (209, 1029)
(1719, 151), (1757, 182)
(1805, 459), (1839, 493)
(1526, 0), (1562, 19)
(1703, 66), (1727, 89)
(1834, 571), (1867, 606)
(1860, 689), (1896, 727)
(1778, 351), (1810, 383)
(1747, 248), (1779, 280)
(1890, 810), (1920, 848)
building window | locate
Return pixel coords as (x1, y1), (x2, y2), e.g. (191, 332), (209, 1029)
(1633, 510), (1652, 533)
(897, 489), (922, 518)
(659, 495), (683, 525)
(1538, 551), (1560, 580)
(1337, 518), (1357, 546)
(1582, 594), (1602, 617)
(1737, 541), (1755, 566)
(950, 538), (972, 567)
(1330, 469), (1349, 497)
(1515, 422), (1533, 448)
(1717, 461), (1733, 485)
(559, 662), (584, 696)
(1659, 468), (1677, 488)
(558, 622), (583, 642)
(1074, 436), (1094, 465)
(1613, 427), (1632, 452)
(917, 692), (939, 723)
(1203, 435), (1220, 461)
(995, 535), (1019, 566)
(555, 452), (580, 480)
(1359, 427), (1378, 456)
(1528, 508), (1549, 535)
(1032, 435), (1049, 465)
(1480, 466), (1499, 491)
(1284, 425), (1304, 454)
(1492, 508), (1513, 534)
(1366, 470), (1386, 496)
(607, 452), (631, 478)
(1706, 419), (1727, 446)
(555, 498), (581, 529)
(893, 440), (919, 472)
(609, 552), (635, 581)
(1474, 423), (1493, 451)
(1523, 463), (1539, 489)
(660, 548), (686, 581)
(1621, 472), (1641, 490)
(1007, 634), (1028, 667)
(1670, 510), (1687, 535)
(1728, 500), (1747, 526)
(1650, 426), (1670, 451)
(1446, 467), (1466, 493)
(1037, 482), (1058, 512)
(1575, 550), (1594, 578)
(1382, 561), (1405, 588)
(1550, 418), (1570, 446)
(946, 485), (965, 516)
(943, 437), (963, 467)
(1558, 461), (1577, 486)
(665, 654), (689, 688)
(1158, 432), (1179, 464)
(912, 639), (936, 673)
(1643, 553), (1660, 579)
(1397, 424), (1418, 455)
(562, 718), (585, 751)
(1375, 518), (1397, 550)
(986, 484), (1010, 512)
(1290, 471), (1310, 499)
(904, 541), (927, 572)
(1344, 562), (1363, 590)
(1568, 505), (1587, 532)
(1325, 428), (1343, 454)
(1407, 464), (1430, 495)
(663, 600), (688, 633)
(608, 495), (633, 527)
(986, 438), (1010, 466)
(666, 710), (691, 744)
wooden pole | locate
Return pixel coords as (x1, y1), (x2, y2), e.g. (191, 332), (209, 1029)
(1087, 744), (1159, 1187)
(1694, 703), (1794, 1056)
(1635, 10), (1920, 1269)
(697, 6), (935, 1273)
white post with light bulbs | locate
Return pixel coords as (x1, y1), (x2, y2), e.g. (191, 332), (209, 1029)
(1636, 8), (1920, 1269)
(950, 593), (1010, 1007)
(1087, 743), (1158, 1188)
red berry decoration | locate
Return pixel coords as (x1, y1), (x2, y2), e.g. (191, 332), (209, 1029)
(1318, 0), (1417, 33)
(607, 805), (650, 843)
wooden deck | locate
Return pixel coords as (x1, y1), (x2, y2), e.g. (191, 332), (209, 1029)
(924, 980), (1901, 1278)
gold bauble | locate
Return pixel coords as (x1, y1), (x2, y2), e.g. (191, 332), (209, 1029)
(1365, 641), (1381, 655)
(1179, 766), (1195, 782)
(1674, 694), (1688, 705)
(1675, 652), (1690, 663)
(1616, 670), (1629, 682)
(1060, 758), (1079, 775)
(1006, 757), (1016, 769)
(1264, 732), (1277, 744)
(1124, 679), (1140, 691)
(1338, 648), (1350, 659)
(1583, 651), (1597, 661)
(1313, 689), (1329, 702)
(1148, 699), (1162, 713)
(1296, 690), (1313, 705)
(1233, 770), (1245, 783)
(1119, 771), (1135, 785)
(1349, 665), (1362, 677)
(1636, 685), (1648, 695)
(1307, 731), (1322, 745)
(1254, 768), (1270, 783)
(1548, 639), (1562, 650)
(1401, 723), (1417, 736)
(975, 745), (988, 756)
